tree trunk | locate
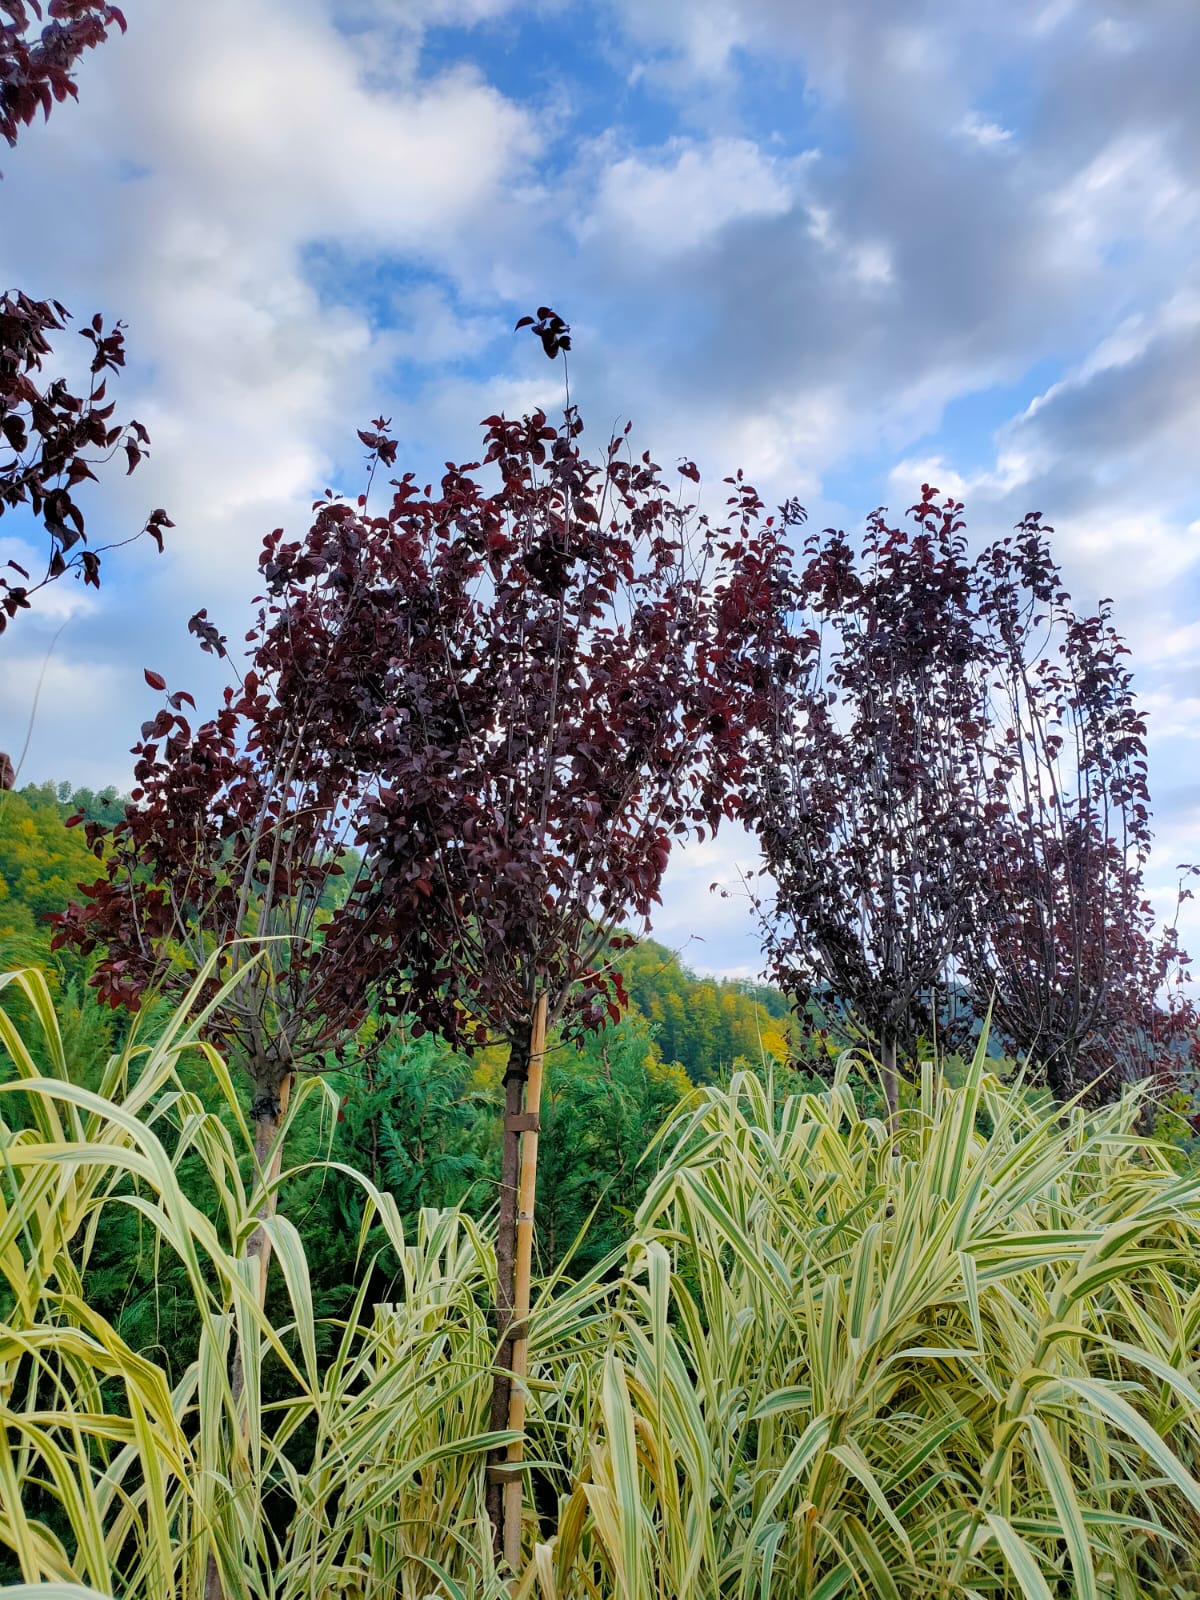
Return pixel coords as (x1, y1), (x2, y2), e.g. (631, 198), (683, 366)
(1046, 1047), (1075, 1106)
(231, 1070), (293, 1391)
(205, 1068), (292, 1600)
(487, 993), (548, 1569)
(881, 1035), (899, 1123)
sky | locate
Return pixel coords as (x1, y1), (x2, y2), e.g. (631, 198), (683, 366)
(2, 0), (1198, 978)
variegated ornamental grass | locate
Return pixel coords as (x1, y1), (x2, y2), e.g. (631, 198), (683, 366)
(530, 1062), (1200, 1599)
(0, 966), (517, 1600)
(3, 966), (1200, 1597)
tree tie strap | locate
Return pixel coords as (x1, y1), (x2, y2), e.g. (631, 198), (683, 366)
(504, 1111), (540, 1133)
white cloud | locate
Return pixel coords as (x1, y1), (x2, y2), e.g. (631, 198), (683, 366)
(887, 457), (968, 499)
(0, 537), (99, 627)
(581, 137), (802, 258)
(1142, 693), (1200, 744)
(1047, 132), (1196, 262)
(1090, 15), (1139, 54)
(851, 241), (894, 287)
(710, 394), (836, 492)
(1, 0), (545, 587)
(0, 648), (132, 790)
(959, 112), (1013, 148)
(1144, 620), (1200, 667)
(0, 0), (545, 781)
(649, 825), (771, 980)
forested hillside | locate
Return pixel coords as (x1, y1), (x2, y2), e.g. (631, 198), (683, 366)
(0, 782), (122, 959)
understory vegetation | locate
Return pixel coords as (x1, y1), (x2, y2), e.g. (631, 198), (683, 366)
(4, 967), (1200, 1598)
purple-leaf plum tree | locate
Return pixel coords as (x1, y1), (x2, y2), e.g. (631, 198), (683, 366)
(746, 492), (990, 1116)
(745, 490), (1192, 1112)
(317, 322), (804, 1555)
(56, 309), (805, 1562)
(965, 517), (1194, 1102)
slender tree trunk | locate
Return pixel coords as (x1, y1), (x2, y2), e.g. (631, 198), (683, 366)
(881, 1035), (899, 1123)
(1046, 1048), (1075, 1106)
(205, 1069), (292, 1600)
(366, 1059), (381, 1187)
(232, 1070), (293, 1389)
(487, 993), (548, 1568)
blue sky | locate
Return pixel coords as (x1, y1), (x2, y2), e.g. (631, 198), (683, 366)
(2, 0), (1198, 975)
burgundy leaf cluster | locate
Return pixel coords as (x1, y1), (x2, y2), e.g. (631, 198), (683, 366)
(1, 1), (126, 153)
(515, 306), (571, 361)
(0, 294), (172, 626)
(745, 493), (1195, 1103)
(55, 404), (798, 1096)
(50, 431), (458, 1105)
(1, 5), (168, 635)
(963, 518), (1194, 1101)
(313, 405), (803, 1051)
(747, 493), (987, 1068)
(50, 641), (366, 1093)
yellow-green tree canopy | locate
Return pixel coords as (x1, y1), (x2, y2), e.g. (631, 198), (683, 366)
(0, 782), (121, 964)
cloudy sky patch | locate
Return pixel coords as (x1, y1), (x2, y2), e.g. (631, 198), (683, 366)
(2, 0), (1197, 970)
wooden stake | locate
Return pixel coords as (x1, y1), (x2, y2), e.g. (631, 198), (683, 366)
(502, 991), (548, 1574)
(486, 1044), (527, 1547)
(208, 1069), (292, 1600)
(251, 1070), (292, 1308)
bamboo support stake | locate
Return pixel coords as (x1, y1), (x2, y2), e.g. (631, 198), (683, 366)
(486, 1049), (526, 1548)
(229, 1068), (294, 1406)
(502, 990), (548, 1574)
(207, 1070), (292, 1600)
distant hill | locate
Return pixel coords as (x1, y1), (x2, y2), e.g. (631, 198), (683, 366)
(617, 937), (797, 1082)
(0, 782), (117, 968)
